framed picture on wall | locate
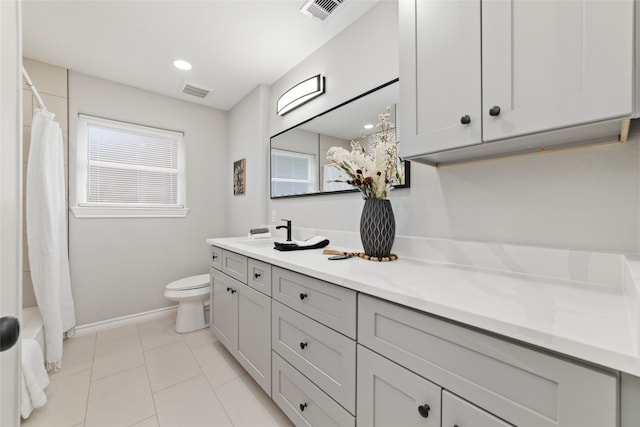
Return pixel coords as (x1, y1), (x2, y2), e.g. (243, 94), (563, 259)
(233, 158), (246, 195)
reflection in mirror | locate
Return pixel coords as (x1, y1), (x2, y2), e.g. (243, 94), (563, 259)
(270, 80), (407, 198)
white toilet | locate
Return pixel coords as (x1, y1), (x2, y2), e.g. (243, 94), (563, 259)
(164, 274), (210, 333)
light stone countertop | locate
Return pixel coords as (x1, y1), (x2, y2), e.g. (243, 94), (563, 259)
(206, 235), (640, 377)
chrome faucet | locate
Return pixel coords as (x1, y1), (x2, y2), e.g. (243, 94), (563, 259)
(276, 219), (292, 241)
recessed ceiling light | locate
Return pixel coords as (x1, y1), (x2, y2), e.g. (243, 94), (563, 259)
(364, 124), (374, 130)
(173, 59), (192, 71)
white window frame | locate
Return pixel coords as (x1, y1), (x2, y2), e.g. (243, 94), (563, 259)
(71, 114), (188, 218)
(271, 149), (318, 197)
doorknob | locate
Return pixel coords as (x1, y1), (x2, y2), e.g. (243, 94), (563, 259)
(0, 316), (20, 352)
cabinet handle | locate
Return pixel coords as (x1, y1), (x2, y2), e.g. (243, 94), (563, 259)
(254, 272), (261, 279)
(417, 404), (430, 418)
(299, 342), (308, 350)
(299, 292), (308, 300)
(489, 106), (501, 116)
(212, 254), (218, 260)
(230, 288), (237, 294)
(460, 115), (471, 125)
(299, 403), (308, 412)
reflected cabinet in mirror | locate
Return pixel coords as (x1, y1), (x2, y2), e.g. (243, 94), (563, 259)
(270, 79), (409, 198)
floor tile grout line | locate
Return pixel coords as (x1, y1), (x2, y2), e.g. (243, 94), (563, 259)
(82, 332), (98, 426)
(138, 322), (160, 425)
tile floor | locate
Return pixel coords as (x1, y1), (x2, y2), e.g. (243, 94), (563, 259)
(21, 314), (294, 427)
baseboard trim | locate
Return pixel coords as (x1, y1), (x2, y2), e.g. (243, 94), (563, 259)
(74, 305), (178, 336)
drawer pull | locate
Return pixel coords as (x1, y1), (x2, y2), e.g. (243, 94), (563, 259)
(254, 272), (262, 279)
(299, 292), (308, 300)
(417, 404), (430, 418)
(299, 403), (308, 412)
(299, 342), (308, 350)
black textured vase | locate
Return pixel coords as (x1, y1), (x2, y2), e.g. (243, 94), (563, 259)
(360, 199), (395, 258)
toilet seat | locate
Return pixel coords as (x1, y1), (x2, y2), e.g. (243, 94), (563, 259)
(165, 273), (210, 291)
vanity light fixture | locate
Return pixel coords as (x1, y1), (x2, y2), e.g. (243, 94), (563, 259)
(173, 59), (192, 71)
(277, 74), (325, 116)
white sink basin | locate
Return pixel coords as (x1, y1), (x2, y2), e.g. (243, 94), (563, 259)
(237, 238), (274, 247)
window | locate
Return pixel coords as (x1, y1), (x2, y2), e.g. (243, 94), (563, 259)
(271, 149), (318, 197)
(72, 115), (188, 218)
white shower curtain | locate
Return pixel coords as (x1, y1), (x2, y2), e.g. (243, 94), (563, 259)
(26, 108), (76, 371)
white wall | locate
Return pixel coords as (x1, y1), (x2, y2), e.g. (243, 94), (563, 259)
(227, 84), (270, 236)
(269, 1), (400, 138)
(68, 72), (228, 325)
(268, 0), (640, 254)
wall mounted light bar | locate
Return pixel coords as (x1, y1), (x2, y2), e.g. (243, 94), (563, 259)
(277, 74), (325, 116)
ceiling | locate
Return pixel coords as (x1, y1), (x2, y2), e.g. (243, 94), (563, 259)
(21, 0), (381, 111)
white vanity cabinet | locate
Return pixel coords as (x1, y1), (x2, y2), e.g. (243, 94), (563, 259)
(207, 241), (631, 427)
(399, 0), (634, 163)
(271, 266), (357, 424)
(357, 344), (442, 427)
(358, 294), (618, 427)
(209, 249), (271, 395)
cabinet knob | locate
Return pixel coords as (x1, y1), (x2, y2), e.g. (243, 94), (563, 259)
(254, 272), (261, 279)
(212, 254), (218, 260)
(299, 342), (308, 350)
(226, 287), (231, 292)
(299, 403), (308, 412)
(230, 288), (237, 294)
(489, 106), (501, 116)
(417, 404), (430, 418)
(460, 115), (471, 125)
(299, 293), (308, 300)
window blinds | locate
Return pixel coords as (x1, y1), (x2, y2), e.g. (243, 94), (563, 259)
(78, 115), (185, 207)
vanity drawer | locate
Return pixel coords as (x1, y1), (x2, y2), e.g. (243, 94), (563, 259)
(222, 250), (247, 284)
(272, 300), (356, 414)
(358, 294), (618, 427)
(442, 391), (512, 427)
(272, 266), (356, 339)
(248, 258), (271, 296)
(272, 352), (355, 427)
(209, 246), (222, 270)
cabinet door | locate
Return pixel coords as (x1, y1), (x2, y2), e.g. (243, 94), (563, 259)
(442, 390), (512, 427)
(357, 345), (441, 427)
(210, 269), (236, 352)
(482, 0), (633, 142)
(400, 0), (482, 157)
(236, 283), (271, 395)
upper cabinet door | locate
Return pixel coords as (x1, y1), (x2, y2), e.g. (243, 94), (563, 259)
(400, 0), (482, 157)
(482, 0), (634, 142)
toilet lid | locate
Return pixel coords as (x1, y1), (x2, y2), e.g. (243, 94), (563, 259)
(166, 274), (210, 291)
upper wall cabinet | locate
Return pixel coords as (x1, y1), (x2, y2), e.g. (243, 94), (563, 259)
(399, 0), (634, 165)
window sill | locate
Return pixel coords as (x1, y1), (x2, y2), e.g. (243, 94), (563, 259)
(71, 206), (190, 218)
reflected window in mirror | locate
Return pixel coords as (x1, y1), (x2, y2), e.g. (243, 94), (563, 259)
(270, 79), (408, 199)
(271, 149), (318, 197)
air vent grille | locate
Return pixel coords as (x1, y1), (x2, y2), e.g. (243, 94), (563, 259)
(182, 83), (210, 99)
(300, 0), (344, 20)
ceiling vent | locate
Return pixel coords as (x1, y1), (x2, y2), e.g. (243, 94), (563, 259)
(182, 83), (210, 99)
(300, 0), (345, 20)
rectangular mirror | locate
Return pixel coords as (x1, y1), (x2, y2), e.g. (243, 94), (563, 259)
(270, 79), (408, 198)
